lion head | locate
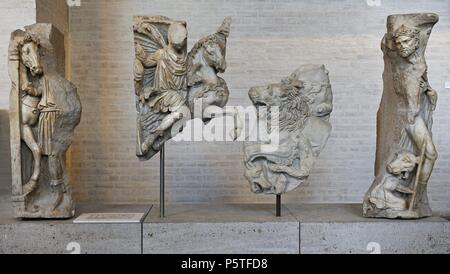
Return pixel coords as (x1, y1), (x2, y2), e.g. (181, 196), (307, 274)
(386, 150), (419, 179)
(248, 75), (310, 132)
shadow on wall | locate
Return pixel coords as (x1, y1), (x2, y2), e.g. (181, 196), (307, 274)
(0, 110), (11, 195)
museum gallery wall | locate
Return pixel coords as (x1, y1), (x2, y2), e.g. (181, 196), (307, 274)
(0, 0), (449, 217)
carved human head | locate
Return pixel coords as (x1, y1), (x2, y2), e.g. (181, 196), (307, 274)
(19, 33), (43, 76)
(394, 24), (420, 58)
(168, 23), (187, 52)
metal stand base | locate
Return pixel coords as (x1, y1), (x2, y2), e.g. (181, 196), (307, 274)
(160, 145), (165, 218)
(276, 195), (281, 217)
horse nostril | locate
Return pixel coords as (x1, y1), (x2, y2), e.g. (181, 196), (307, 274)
(31, 66), (43, 75)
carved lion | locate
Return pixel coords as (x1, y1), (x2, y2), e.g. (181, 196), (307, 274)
(366, 150), (418, 212)
(387, 150), (419, 179)
(244, 65), (333, 195)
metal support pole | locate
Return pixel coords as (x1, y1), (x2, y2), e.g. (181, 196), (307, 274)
(276, 194), (281, 217)
(160, 145), (165, 218)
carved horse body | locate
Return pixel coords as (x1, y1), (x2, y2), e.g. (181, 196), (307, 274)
(17, 34), (43, 196)
(187, 17), (231, 119)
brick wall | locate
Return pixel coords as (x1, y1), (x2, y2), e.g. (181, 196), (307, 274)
(1, 0), (449, 214)
(68, 0), (450, 214)
(0, 0), (35, 194)
(0, 0), (36, 109)
(36, 0), (69, 35)
(36, 0), (70, 74)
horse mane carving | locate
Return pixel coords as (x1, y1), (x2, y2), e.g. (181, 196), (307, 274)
(187, 17), (231, 87)
(18, 33), (40, 47)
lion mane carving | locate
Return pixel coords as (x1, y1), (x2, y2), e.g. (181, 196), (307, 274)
(244, 64), (333, 195)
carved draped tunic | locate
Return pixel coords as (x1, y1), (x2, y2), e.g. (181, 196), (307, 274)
(149, 48), (187, 113)
(38, 77), (59, 155)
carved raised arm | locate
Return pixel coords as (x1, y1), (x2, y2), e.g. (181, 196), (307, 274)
(135, 43), (161, 67)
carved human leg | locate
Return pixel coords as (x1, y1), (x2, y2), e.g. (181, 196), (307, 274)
(21, 124), (41, 195)
(141, 105), (190, 153)
(48, 153), (63, 187)
(406, 116), (437, 185)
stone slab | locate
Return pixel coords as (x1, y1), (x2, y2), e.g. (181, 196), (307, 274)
(73, 212), (145, 224)
(0, 196), (150, 254)
(143, 204), (299, 254)
(286, 204), (450, 254)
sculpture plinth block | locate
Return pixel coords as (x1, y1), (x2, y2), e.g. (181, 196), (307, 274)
(8, 24), (81, 219)
(244, 64), (333, 195)
(363, 14), (439, 219)
(142, 204), (299, 254)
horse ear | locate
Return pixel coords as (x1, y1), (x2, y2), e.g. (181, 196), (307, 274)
(217, 17), (231, 38)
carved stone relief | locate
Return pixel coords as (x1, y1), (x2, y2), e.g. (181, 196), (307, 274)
(133, 16), (231, 160)
(244, 65), (333, 195)
(363, 13), (439, 219)
(9, 24), (82, 218)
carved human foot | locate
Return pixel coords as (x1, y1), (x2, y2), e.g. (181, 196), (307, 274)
(152, 138), (165, 151)
(141, 141), (151, 155)
(141, 131), (164, 154)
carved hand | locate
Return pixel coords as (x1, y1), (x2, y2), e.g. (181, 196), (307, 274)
(426, 88), (437, 111)
(139, 94), (147, 104)
(135, 43), (146, 61)
(407, 108), (419, 124)
(22, 82), (39, 97)
(140, 87), (156, 103)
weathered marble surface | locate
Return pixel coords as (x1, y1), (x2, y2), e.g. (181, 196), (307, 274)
(363, 14), (439, 219)
(244, 64), (333, 195)
(134, 16), (231, 160)
(8, 24), (81, 219)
